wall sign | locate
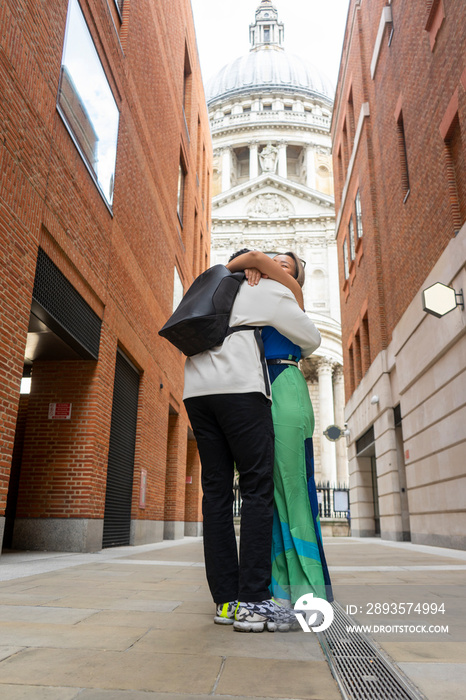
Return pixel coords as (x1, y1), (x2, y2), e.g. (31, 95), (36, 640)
(48, 403), (72, 420)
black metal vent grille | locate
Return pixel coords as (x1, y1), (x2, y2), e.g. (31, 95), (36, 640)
(102, 350), (140, 548)
(32, 248), (101, 359)
(317, 602), (425, 700)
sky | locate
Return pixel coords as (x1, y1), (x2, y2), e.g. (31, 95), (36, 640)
(190, 0), (350, 93)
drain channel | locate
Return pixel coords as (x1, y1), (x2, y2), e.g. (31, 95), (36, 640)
(317, 602), (426, 700)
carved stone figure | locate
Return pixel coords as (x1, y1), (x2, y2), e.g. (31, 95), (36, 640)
(259, 143), (278, 173)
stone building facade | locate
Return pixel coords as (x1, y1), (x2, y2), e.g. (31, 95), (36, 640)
(207, 1), (348, 486)
(0, 0), (211, 553)
(332, 0), (466, 548)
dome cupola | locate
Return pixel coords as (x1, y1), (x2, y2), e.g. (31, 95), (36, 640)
(249, 0), (284, 51)
(206, 1), (333, 105)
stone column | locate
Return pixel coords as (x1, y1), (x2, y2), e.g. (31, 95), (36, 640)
(221, 147), (232, 192)
(249, 141), (259, 179)
(278, 141), (287, 178)
(333, 365), (348, 486)
(317, 357), (337, 484)
(305, 143), (316, 189)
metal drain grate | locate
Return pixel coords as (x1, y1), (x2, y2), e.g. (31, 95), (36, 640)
(317, 602), (426, 700)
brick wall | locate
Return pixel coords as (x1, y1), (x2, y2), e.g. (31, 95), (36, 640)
(0, 0), (211, 542)
(331, 0), (466, 401)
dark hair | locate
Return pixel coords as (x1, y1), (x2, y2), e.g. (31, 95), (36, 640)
(228, 248), (251, 262)
(280, 251), (305, 287)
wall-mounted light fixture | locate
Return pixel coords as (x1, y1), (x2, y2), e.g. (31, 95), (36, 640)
(370, 395), (379, 405)
(422, 283), (464, 318)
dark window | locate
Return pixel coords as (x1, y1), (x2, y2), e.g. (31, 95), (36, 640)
(183, 47), (192, 136)
(396, 112), (410, 200)
(443, 113), (466, 233)
(177, 158), (186, 225)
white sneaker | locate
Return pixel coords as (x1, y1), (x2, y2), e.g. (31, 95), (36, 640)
(214, 600), (237, 625)
(233, 598), (296, 633)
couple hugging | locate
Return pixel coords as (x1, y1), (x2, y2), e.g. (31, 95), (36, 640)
(182, 249), (333, 633)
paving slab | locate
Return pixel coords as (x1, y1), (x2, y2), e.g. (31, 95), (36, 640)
(0, 620), (149, 651)
(216, 656), (341, 699)
(132, 623), (326, 661)
(0, 648), (24, 663)
(396, 663), (466, 700)
(0, 685), (79, 699)
(0, 648), (223, 694)
(0, 605), (98, 624)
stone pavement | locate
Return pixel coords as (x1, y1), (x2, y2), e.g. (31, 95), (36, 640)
(0, 536), (464, 700)
(0, 537), (340, 700)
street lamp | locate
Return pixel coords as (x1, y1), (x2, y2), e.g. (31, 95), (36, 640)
(422, 282), (464, 318)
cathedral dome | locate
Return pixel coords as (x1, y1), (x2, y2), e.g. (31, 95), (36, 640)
(206, 48), (334, 105)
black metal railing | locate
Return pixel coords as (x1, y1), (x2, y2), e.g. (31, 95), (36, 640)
(233, 481), (350, 521)
(316, 481), (350, 520)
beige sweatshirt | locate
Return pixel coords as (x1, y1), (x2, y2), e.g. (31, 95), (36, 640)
(183, 278), (321, 401)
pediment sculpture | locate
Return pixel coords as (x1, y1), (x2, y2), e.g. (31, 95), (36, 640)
(247, 193), (294, 218)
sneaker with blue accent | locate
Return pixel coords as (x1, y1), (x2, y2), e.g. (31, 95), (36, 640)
(233, 598), (297, 632)
(214, 600), (238, 625)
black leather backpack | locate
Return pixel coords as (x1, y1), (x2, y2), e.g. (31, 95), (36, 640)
(158, 265), (246, 356)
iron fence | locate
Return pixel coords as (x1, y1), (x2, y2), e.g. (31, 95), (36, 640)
(232, 481), (350, 521)
(316, 481), (350, 520)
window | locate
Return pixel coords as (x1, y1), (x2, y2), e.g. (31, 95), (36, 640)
(183, 47), (192, 136)
(355, 190), (363, 237)
(263, 104), (272, 111)
(173, 268), (183, 311)
(443, 112), (466, 233)
(177, 157), (186, 225)
(284, 105), (293, 112)
(343, 238), (350, 279)
(362, 314), (371, 373)
(348, 217), (355, 260)
(347, 89), (355, 148)
(354, 331), (363, 384)
(58, 0), (119, 207)
(348, 344), (355, 394)
(396, 111), (410, 200)
(264, 26), (271, 42)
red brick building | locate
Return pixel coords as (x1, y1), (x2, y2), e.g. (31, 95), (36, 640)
(332, 0), (466, 547)
(0, 0), (212, 553)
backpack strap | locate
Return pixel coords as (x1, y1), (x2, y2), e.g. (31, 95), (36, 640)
(225, 326), (271, 397)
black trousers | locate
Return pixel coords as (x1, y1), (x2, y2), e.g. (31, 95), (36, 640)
(184, 393), (275, 604)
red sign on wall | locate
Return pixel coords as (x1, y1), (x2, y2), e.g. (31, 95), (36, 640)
(48, 403), (72, 420)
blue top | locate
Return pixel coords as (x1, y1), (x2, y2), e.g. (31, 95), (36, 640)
(262, 326), (300, 361)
